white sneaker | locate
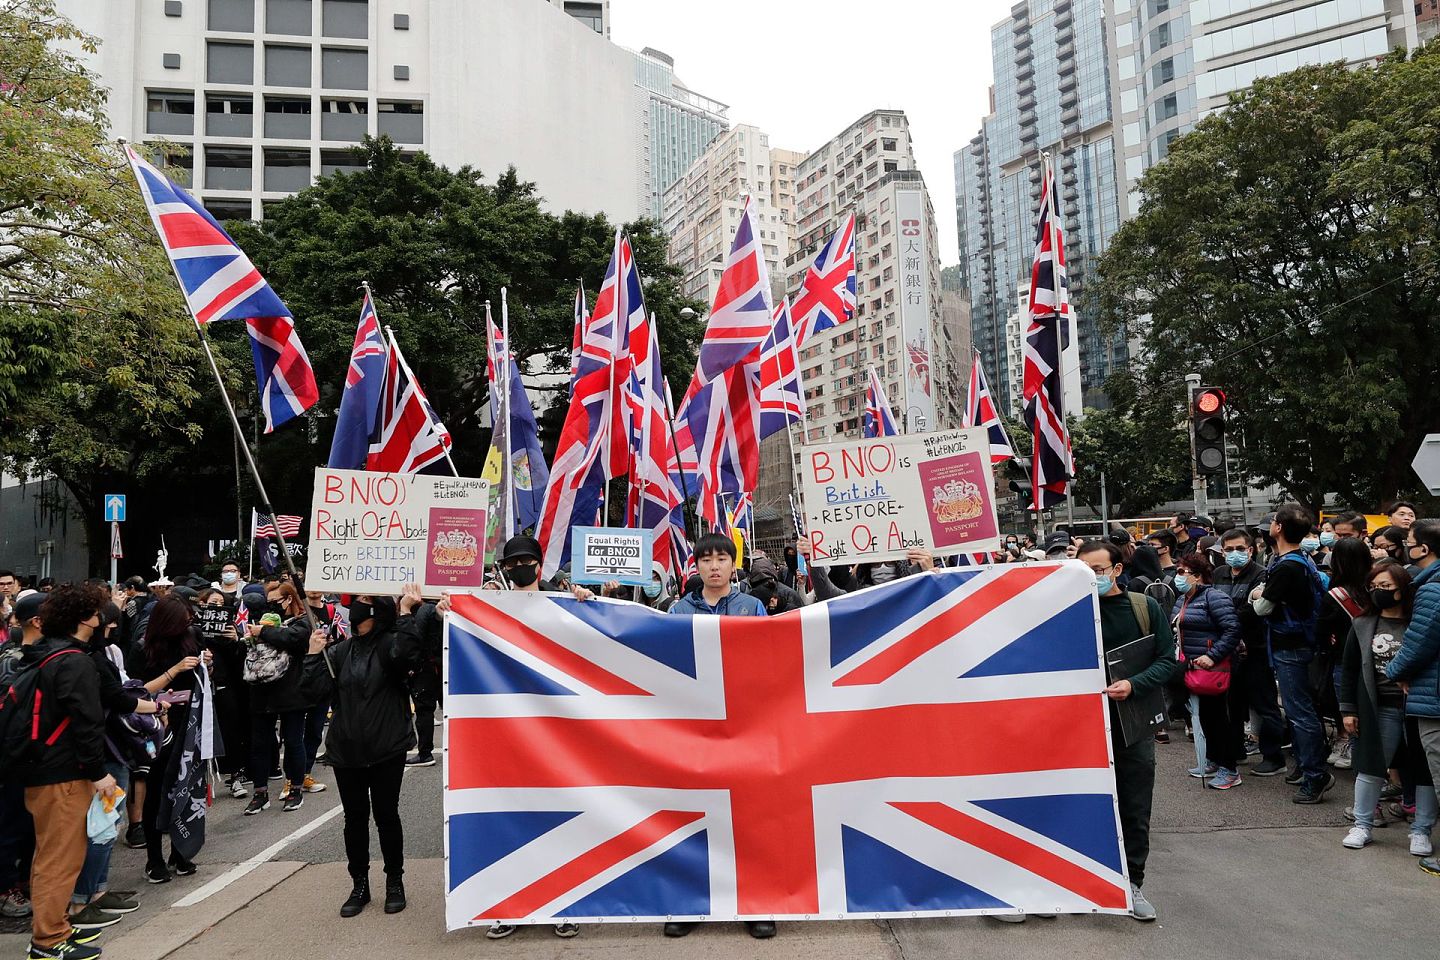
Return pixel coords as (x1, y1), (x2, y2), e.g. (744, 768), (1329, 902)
(1411, 833), (1434, 857)
(228, 778), (249, 799)
(1343, 826), (1373, 849)
(1129, 884), (1156, 922)
(1334, 739), (1353, 770)
(993, 911), (1026, 923)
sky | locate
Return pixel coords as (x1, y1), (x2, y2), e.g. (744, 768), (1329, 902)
(610, 0), (1017, 265)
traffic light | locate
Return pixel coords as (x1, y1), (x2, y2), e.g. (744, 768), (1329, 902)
(1008, 457), (1035, 511)
(1192, 387), (1227, 477)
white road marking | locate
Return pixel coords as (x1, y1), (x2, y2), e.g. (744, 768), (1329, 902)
(171, 804), (345, 907)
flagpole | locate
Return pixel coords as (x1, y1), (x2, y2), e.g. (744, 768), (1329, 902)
(663, 375), (697, 545)
(1043, 151), (1071, 522)
(500, 287), (516, 539)
(120, 140), (315, 633)
(381, 324), (460, 478)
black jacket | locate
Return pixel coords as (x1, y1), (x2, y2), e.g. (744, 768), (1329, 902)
(1213, 560), (1265, 658)
(250, 616), (313, 714)
(301, 614), (421, 767)
(16, 638), (107, 785)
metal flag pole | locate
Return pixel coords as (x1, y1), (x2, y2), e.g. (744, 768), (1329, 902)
(1042, 151), (1074, 531)
(662, 375), (697, 545)
(119, 140), (316, 633)
(500, 287), (516, 540)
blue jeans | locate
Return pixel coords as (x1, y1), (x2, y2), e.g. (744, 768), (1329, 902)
(1354, 705), (1438, 834)
(72, 761), (130, 904)
(1273, 647), (1327, 783)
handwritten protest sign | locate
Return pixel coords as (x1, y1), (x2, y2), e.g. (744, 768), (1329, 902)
(799, 428), (1000, 565)
(570, 527), (653, 586)
(307, 468), (489, 596)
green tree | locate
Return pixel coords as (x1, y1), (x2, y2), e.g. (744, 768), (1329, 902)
(1096, 47), (1440, 514)
(1068, 374), (1190, 518)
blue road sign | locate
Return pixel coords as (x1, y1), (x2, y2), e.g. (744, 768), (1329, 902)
(104, 494), (126, 523)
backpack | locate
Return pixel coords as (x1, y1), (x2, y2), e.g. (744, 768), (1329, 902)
(243, 628), (291, 684)
(0, 648), (85, 773)
(106, 679), (161, 766)
(1265, 552), (1325, 647)
(1127, 592), (1152, 635)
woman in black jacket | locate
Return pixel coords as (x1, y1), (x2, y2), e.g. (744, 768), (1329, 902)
(243, 582), (316, 816)
(301, 585), (422, 918)
(137, 596), (203, 883)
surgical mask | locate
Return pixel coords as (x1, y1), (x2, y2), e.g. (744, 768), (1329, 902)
(1173, 574), (1193, 594)
(642, 581), (662, 599)
(1370, 588), (1398, 611)
(1300, 537), (1320, 553)
(506, 563), (539, 588)
(871, 565), (897, 584)
(1225, 550), (1249, 569)
(221, 571), (239, 586)
(1319, 532), (1336, 547)
(1094, 575), (1114, 595)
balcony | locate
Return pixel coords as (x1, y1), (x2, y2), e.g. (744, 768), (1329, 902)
(264, 97), (311, 139)
(321, 99), (367, 141)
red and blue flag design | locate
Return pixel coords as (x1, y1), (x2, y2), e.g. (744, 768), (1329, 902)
(793, 212), (856, 348)
(327, 290), (387, 469)
(862, 366), (898, 439)
(963, 349), (1015, 465)
(125, 146), (318, 432)
(441, 564), (1129, 926)
(758, 298), (803, 441)
(695, 198), (772, 385)
(1021, 160), (1073, 508)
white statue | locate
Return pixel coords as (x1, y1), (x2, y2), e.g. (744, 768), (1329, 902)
(154, 536), (169, 582)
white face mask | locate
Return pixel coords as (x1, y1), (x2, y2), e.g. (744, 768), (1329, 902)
(870, 565), (898, 584)
(221, 571), (239, 586)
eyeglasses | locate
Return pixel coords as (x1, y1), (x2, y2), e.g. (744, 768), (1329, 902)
(1085, 563), (1117, 577)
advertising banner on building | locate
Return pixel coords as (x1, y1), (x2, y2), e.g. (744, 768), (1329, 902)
(799, 427), (1001, 564)
(307, 468), (489, 596)
(896, 187), (935, 432)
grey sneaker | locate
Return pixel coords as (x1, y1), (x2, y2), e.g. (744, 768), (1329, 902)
(486, 923), (517, 939)
(1130, 884), (1156, 921)
(67, 902), (123, 929)
(553, 923), (579, 938)
(993, 911), (1026, 923)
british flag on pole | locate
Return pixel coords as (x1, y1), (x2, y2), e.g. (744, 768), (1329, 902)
(442, 564), (1130, 927)
(793, 212), (857, 348)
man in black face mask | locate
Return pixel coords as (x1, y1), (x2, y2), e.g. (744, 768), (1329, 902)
(498, 536), (546, 591)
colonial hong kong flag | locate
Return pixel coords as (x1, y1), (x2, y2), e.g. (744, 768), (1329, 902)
(125, 145), (318, 432)
(792, 212), (857, 348)
(1022, 158), (1074, 508)
(441, 564), (1130, 926)
(327, 290), (388, 469)
(862, 367), (898, 439)
(695, 197), (773, 385)
(758, 297), (803, 441)
(963, 350), (1015, 465)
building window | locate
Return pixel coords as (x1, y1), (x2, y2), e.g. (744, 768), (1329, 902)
(563, 1), (604, 33)
(321, 98), (367, 140)
(208, 0), (253, 31)
(264, 95), (311, 138)
(321, 0), (367, 38)
(377, 100), (422, 143)
(320, 148), (366, 176)
(148, 144), (193, 186)
(203, 197), (252, 221)
(205, 93), (253, 136)
(207, 41), (253, 84)
(265, 44), (311, 87)
(321, 47), (367, 89)
(266, 0), (311, 35)
(146, 91), (195, 135)
(263, 147), (311, 192)
(205, 146), (253, 190)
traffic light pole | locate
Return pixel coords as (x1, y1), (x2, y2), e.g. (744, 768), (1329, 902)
(1185, 373), (1207, 520)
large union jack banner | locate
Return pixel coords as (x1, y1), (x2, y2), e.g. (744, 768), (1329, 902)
(442, 564), (1129, 927)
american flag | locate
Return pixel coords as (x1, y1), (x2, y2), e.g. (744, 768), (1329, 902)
(1021, 158), (1074, 508)
(758, 297), (803, 441)
(124, 146), (318, 433)
(440, 565), (1130, 926)
(252, 509), (302, 538)
(366, 335), (453, 475)
(695, 197), (772, 384)
(793, 213), (857, 348)
(862, 366), (898, 439)
(963, 350), (1015, 464)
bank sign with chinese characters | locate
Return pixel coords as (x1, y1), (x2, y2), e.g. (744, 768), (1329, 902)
(800, 428), (1000, 565)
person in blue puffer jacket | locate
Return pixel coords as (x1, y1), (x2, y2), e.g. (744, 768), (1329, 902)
(1387, 518), (1440, 877)
(1170, 553), (1244, 789)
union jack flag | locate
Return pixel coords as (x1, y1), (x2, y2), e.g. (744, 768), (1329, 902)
(963, 350), (1015, 464)
(124, 145), (318, 432)
(863, 367), (898, 439)
(758, 298), (803, 441)
(695, 198), (772, 384)
(624, 312), (687, 583)
(441, 565), (1130, 926)
(569, 284), (587, 398)
(793, 213), (856, 348)
(366, 335), (452, 475)
(1021, 159), (1074, 508)
(677, 364), (759, 530)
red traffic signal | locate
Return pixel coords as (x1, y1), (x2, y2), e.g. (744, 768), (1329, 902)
(1195, 388), (1225, 415)
(1192, 386), (1228, 476)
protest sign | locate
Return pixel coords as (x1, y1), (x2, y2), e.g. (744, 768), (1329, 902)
(799, 427), (1000, 565)
(570, 526), (654, 586)
(195, 604), (235, 641)
(307, 468), (489, 596)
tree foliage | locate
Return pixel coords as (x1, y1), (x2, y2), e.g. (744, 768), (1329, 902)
(1097, 46), (1440, 513)
(1068, 374), (1190, 518)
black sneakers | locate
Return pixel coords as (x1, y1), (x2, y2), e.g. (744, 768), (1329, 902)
(244, 792), (271, 816)
(282, 789), (304, 812)
(1294, 772), (1338, 804)
(405, 754), (436, 768)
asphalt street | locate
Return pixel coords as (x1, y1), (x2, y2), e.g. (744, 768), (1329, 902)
(2, 725), (1436, 960)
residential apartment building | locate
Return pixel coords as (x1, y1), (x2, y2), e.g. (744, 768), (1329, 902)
(632, 47), (730, 220)
(661, 124), (798, 308)
(954, 0), (1124, 419)
(1109, 0), (1420, 217)
(59, 0), (644, 224)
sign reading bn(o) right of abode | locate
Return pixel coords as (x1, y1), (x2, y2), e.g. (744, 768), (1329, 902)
(800, 427), (1000, 565)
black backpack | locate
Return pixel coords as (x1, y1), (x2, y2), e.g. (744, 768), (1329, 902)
(0, 648), (84, 775)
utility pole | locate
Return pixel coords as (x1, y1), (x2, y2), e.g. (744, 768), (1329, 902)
(1185, 372), (1206, 519)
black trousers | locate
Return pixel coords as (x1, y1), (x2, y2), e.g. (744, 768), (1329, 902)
(1111, 724), (1155, 888)
(410, 662), (440, 757)
(333, 756), (406, 881)
(1197, 687), (1240, 770)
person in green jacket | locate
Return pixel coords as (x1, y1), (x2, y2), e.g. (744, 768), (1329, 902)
(1078, 539), (1178, 923)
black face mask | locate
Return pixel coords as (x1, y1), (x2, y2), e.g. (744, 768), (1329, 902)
(348, 601), (373, 632)
(1370, 588), (1398, 612)
(506, 563), (539, 588)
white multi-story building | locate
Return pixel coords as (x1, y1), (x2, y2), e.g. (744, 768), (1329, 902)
(58, 0), (643, 223)
(661, 124), (799, 308)
(632, 47), (729, 221)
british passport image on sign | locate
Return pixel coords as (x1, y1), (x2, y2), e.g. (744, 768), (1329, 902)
(441, 563), (1130, 927)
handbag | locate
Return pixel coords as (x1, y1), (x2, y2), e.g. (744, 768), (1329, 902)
(242, 627), (291, 684)
(1177, 592), (1231, 696)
